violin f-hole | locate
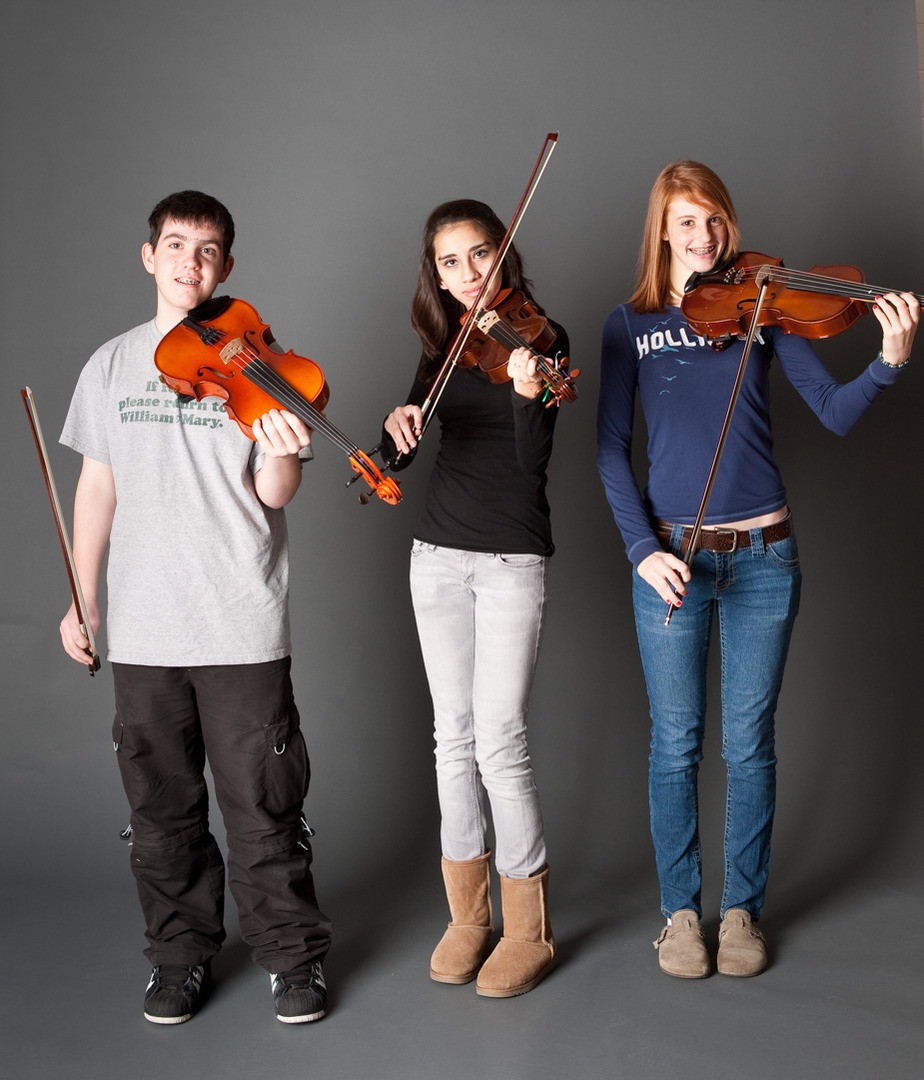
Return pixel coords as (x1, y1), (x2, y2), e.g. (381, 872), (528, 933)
(736, 288), (777, 315)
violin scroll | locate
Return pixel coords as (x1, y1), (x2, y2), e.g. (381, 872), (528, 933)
(346, 449), (402, 505)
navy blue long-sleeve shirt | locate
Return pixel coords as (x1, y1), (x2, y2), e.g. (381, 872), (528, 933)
(597, 303), (899, 568)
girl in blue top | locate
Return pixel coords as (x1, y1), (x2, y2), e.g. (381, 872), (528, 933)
(597, 161), (918, 979)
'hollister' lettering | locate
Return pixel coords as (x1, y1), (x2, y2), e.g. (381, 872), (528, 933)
(636, 325), (707, 360)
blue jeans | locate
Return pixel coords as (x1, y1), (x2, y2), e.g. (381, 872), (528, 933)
(409, 541), (549, 878)
(633, 525), (802, 919)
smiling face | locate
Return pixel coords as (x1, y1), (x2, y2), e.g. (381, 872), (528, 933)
(141, 216), (233, 329)
(433, 220), (502, 311)
(662, 197), (729, 297)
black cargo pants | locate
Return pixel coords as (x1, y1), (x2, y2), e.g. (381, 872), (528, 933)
(111, 658), (331, 973)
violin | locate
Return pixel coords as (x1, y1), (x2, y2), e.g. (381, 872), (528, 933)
(155, 296), (401, 505)
(664, 250), (920, 627)
(450, 288), (579, 405)
(680, 251), (924, 345)
(415, 133), (561, 440)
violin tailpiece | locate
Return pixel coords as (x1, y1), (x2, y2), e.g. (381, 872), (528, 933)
(181, 316), (224, 347)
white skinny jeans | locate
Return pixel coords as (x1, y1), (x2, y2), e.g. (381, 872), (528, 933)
(409, 541), (549, 878)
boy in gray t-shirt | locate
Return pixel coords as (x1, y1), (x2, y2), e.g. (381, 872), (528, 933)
(59, 190), (331, 1026)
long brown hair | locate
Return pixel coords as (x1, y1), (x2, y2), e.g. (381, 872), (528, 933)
(411, 199), (534, 363)
(628, 161), (740, 314)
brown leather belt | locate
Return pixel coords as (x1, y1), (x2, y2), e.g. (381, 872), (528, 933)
(655, 514), (792, 554)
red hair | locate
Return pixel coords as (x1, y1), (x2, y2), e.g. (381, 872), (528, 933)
(628, 161), (740, 313)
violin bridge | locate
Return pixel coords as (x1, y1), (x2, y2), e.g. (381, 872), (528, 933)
(219, 337), (245, 365)
(475, 309), (500, 332)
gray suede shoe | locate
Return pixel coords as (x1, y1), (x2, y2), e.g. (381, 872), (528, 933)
(717, 908), (767, 976)
(653, 909), (710, 978)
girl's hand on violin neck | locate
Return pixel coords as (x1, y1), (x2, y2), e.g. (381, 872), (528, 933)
(384, 404), (423, 455)
(637, 550), (691, 608)
(508, 346), (543, 399)
(872, 291), (920, 367)
(253, 408), (313, 458)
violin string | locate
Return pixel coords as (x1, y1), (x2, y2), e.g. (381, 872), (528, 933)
(177, 319), (395, 499)
(247, 361), (358, 454)
(732, 265), (921, 302)
(738, 266), (872, 298)
(239, 353), (396, 493)
(778, 269), (924, 303)
(227, 348), (352, 450)
(205, 336), (363, 459)
(484, 323), (567, 389)
(487, 323), (545, 368)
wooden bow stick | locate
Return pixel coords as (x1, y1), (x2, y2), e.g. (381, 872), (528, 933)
(21, 387), (100, 675)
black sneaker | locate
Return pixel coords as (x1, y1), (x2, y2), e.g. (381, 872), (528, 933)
(143, 963), (209, 1024)
(271, 960), (327, 1023)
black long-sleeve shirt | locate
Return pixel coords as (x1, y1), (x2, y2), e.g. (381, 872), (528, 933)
(385, 321), (569, 556)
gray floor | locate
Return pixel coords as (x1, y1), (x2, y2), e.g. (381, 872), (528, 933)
(4, 851), (922, 1080)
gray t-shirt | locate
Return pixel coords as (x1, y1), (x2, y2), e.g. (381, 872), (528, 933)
(61, 319), (298, 666)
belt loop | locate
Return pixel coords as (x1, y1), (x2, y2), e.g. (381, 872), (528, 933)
(750, 526), (766, 556)
(669, 522), (686, 557)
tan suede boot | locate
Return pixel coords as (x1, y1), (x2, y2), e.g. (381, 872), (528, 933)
(429, 852), (493, 984)
(476, 867), (555, 998)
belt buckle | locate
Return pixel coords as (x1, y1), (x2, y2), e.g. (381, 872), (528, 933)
(710, 527), (739, 553)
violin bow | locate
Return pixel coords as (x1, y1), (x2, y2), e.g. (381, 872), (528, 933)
(664, 268), (773, 626)
(417, 131), (560, 438)
(21, 387), (101, 674)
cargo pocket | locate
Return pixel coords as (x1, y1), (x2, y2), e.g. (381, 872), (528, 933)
(262, 709), (310, 818)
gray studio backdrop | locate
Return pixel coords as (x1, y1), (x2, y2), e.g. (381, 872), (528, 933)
(2, 0), (922, 930)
